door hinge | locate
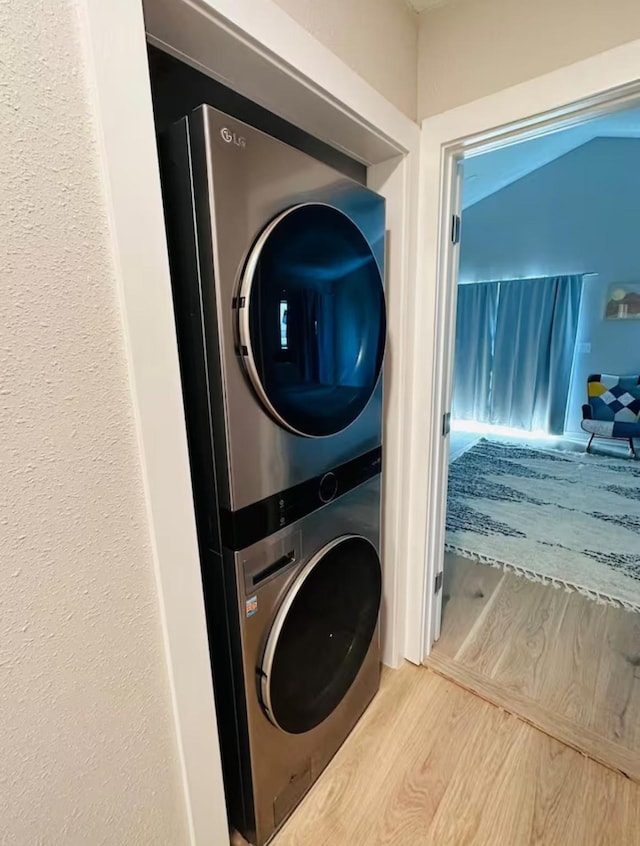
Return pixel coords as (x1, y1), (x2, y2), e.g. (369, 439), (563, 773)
(451, 214), (461, 245)
(434, 570), (443, 593)
(442, 411), (451, 437)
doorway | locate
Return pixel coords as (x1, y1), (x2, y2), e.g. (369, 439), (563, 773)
(423, 97), (640, 780)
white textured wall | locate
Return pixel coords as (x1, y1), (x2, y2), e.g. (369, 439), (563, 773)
(0, 2), (189, 843)
(272, 0), (419, 119)
(418, 0), (640, 117)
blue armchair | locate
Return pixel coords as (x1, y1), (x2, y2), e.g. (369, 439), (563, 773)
(581, 373), (640, 458)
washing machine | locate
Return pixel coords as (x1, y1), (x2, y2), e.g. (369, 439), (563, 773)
(213, 474), (382, 846)
(158, 104), (386, 548)
(157, 103), (385, 845)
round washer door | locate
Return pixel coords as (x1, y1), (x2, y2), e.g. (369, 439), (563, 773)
(260, 535), (381, 735)
(238, 203), (386, 438)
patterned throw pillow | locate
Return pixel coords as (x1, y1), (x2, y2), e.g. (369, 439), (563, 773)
(587, 374), (640, 423)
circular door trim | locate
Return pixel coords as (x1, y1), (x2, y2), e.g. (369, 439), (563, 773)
(260, 533), (380, 733)
(237, 202), (385, 439)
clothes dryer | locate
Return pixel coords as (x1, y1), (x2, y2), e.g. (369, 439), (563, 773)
(159, 105), (386, 548)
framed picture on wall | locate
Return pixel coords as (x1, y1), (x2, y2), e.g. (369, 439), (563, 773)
(605, 283), (640, 320)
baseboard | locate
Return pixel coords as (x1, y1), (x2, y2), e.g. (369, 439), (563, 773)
(562, 431), (588, 444)
(425, 652), (640, 784)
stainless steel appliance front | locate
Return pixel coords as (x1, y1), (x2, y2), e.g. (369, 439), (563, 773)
(232, 476), (381, 845)
(160, 105), (386, 511)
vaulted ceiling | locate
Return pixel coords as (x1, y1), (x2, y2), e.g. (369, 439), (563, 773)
(403, 0), (640, 206)
(462, 106), (640, 208)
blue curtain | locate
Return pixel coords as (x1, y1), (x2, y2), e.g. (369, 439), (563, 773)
(490, 275), (583, 434)
(316, 291), (337, 386)
(452, 282), (500, 422)
(293, 289), (336, 385)
(452, 275), (583, 435)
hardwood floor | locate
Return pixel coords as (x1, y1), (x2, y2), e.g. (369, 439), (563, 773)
(263, 661), (639, 846)
(427, 554), (640, 781)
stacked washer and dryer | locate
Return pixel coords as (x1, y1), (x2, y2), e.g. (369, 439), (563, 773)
(159, 105), (386, 846)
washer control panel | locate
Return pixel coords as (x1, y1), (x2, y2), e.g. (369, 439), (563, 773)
(319, 472), (338, 503)
(221, 446), (382, 550)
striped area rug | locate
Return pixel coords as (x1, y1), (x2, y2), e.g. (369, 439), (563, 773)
(446, 439), (640, 612)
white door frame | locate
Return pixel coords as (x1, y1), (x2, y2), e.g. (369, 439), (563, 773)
(79, 1), (419, 844)
(409, 42), (640, 665)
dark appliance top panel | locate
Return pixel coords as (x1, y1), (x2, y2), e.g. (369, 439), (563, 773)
(147, 45), (367, 185)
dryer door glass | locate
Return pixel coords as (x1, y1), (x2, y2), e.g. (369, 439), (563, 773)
(239, 204), (385, 437)
(261, 535), (381, 734)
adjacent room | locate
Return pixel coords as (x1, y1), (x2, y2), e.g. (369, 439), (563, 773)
(429, 105), (640, 772)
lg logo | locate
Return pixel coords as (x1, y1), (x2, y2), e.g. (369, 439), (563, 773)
(220, 127), (246, 148)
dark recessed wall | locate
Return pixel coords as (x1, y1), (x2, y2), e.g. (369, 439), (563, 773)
(147, 45), (367, 185)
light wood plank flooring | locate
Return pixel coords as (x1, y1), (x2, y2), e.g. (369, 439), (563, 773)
(257, 661), (640, 846)
(427, 554), (640, 781)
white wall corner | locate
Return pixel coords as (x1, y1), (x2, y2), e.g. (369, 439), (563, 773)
(77, 1), (229, 844)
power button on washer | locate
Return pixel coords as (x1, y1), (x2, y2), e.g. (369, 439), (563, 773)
(319, 472), (338, 503)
